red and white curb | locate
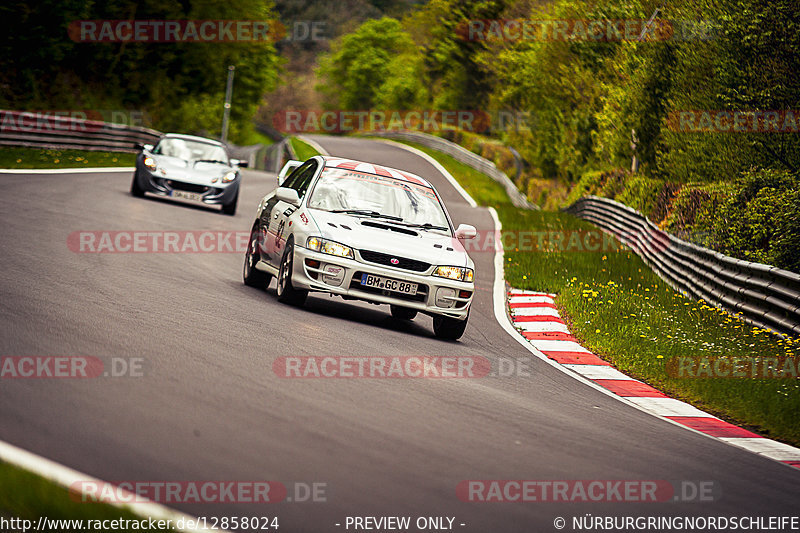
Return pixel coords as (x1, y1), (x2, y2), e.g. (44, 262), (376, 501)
(506, 288), (800, 470)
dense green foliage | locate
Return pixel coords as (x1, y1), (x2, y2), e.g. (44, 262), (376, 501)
(317, 18), (426, 110)
(318, 0), (800, 271)
(1, 0), (281, 144)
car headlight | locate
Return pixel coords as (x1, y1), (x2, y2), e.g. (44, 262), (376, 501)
(433, 266), (474, 282)
(221, 170), (237, 183)
(306, 237), (354, 259)
(143, 156), (157, 171)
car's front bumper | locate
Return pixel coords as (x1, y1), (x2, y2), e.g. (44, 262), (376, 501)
(290, 246), (474, 320)
(134, 165), (239, 206)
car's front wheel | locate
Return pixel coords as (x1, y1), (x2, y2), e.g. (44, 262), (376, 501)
(130, 172), (145, 197)
(243, 223), (273, 289)
(276, 238), (307, 306)
(222, 190), (238, 216)
(433, 312), (469, 341)
(390, 305), (418, 320)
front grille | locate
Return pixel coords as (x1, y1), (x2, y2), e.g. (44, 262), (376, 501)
(359, 250), (430, 272)
(167, 180), (208, 194)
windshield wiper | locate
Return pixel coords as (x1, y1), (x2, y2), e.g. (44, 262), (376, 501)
(403, 222), (450, 231)
(195, 159), (228, 165)
(331, 209), (403, 221)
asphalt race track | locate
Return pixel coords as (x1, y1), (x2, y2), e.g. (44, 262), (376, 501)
(0, 136), (797, 532)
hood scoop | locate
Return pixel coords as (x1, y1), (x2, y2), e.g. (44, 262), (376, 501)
(360, 220), (418, 236)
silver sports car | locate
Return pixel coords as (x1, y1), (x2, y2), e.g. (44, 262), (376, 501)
(243, 156), (478, 340)
(131, 133), (246, 215)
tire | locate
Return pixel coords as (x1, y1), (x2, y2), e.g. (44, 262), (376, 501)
(276, 238), (307, 306)
(222, 190), (238, 216)
(130, 172), (145, 197)
(243, 223), (273, 289)
(390, 305), (418, 320)
(433, 312), (469, 341)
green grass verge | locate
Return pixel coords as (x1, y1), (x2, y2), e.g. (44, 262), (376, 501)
(410, 141), (800, 447)
(289, 136), (320, 161)
(0, 147), (135, 169)
(0, 462), (173, 531)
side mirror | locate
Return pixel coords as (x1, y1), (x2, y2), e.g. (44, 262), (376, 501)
(455, 224), (477, 240)
(136, 143), (154, 152)
(276, 187), (301, 207)
(277, 159), (303, 185)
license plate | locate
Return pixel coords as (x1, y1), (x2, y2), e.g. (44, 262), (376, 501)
(172, 190), (202, 202)
(360, 274), (417, 295)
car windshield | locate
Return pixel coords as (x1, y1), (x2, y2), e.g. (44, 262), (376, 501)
(154, 138), (228, 163)
(308, 168), (450, 231)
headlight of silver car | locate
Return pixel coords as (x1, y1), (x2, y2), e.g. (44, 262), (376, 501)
(143, 156), (157, 171)
(306, 237), (354, 259)
(221, 170), (237, 183)
(433, 266), (474, 282)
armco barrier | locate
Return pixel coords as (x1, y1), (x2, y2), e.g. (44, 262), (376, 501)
(565, 195), (800, 337)
(368, 130), (537, 210)
(0, 110), (161, 152)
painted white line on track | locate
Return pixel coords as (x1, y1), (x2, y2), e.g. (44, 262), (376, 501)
(370, 138), (478, 208)
(0, 439), (225, 531)
(0, 167), (135, 174)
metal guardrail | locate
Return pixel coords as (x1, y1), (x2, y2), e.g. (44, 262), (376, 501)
(565, 195), (800, 337)
(368, 130), (537, 209)
(0, 110), (161, 152)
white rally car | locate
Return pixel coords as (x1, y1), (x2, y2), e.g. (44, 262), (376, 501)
(243, 156), (477, 340)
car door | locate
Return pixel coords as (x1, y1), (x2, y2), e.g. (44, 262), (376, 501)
(266, 160), (318, 266)
(259, 164), (302, 264)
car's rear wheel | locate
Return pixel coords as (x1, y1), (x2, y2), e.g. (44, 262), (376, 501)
(390, 305), (418, 320)
(222, 191), (238, 216)
(243, 223), (272, 289)
(276, 238), (307, 306)
(433, 312), (469, 341)
(130, 172), (145, 197)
